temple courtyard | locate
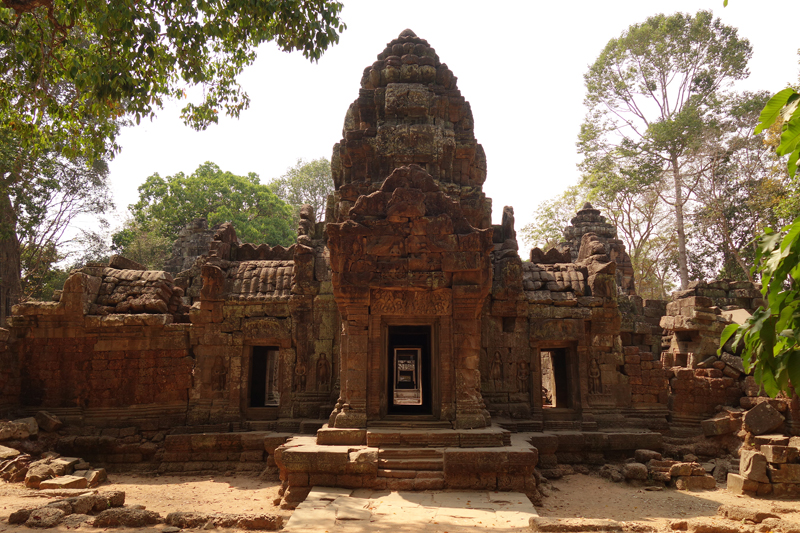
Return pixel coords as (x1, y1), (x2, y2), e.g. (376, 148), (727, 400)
(2, 473), (800, 532)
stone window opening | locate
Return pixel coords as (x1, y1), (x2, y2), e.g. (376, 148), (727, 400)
(540, 348), (572, 409)
(249, 346), (279, 408)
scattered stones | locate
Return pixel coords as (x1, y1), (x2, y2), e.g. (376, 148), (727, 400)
(92, 507), (161, 527)
(530, 517), (623, 532)
(622, 462), (649, 481)
(717, 504), (779, 523)
(25, 507), (66, 528)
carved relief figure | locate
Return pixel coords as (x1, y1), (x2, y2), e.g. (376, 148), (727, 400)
(516, 360), (529, 393)
(294, 359), (307, 392)
(317, 353), (331, 388)
(589, 356), (602, 394)
(211, 356), (227, 392)
(490, 351), (504, 390)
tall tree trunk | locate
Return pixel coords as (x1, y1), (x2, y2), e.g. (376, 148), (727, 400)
(672, 158), (689, 290)
(0, 191), (22, 324)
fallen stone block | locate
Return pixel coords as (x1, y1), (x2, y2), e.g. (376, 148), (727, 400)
(34, 412), (63, 433)
(726, 473), (757, 495)
(675, 475), (716, 491)
(92, 508), (161, 527)
(742, 402), (785, 435)
(8, 508), (35, 525)
(39, 475), (89, 490)
(739, 450), (769, 483)
(716, 504), (779, 523)
(0, 420), (32, 441)
(25, 507), (65, 528)
(0, 444), (20, 460)
(622, 462), (648, 481)
(25, 463), (55, 488)
(687, 518), (744, 533)
(530, 517), (623, 532)
(701, 415), (735, 437)
(14, 417), (39, 437)
(635, 449), (662, 463)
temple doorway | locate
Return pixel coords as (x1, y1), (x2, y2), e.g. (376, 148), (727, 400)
(387, 325), (432, 415)
(541, 348), (572, 408)
(249, 346), (279, 408)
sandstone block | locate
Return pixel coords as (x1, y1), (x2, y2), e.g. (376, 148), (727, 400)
(634, 449), (662, 463)
(768, 464), (800, 483)
(742, 401), (785, 435)
(34, 411), (63, 433)
(39, 475), (89, 490)
(675, 475), (716, 491)
(622, 463), (648, 481)
(701, 414), (735, 437)
(25, 507), (65, 528)
(93, 508), (162, 527)
(739, 450), (769, 483)
(760, 445), (799, 464)
(726, 473), (757, 495)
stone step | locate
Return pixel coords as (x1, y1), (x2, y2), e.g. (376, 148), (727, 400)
(378, 448), (443, 459)
(377, 469), (444, 479)
(378, 459), (443, 471)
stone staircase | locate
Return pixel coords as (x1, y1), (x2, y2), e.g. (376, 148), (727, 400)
(377, 448), (444, 490)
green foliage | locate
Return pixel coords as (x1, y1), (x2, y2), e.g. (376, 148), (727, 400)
(689, 91), (795, 282)
(0, 0), (345, 162)
(269, 158), (334, 223)
(111, 219), (172, 271)
(520, 186), (586, 251)
(720, 216), (800, 396)
(581, 10), (753, 289)
(756, 88), (800, 178)
(120, 162), (296, 254)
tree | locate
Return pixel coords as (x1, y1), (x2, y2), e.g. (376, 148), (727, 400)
(520, 185), (586, 251)
(689, 91), (794, 282)
(580, 11), (752, 290)
(119, 162), (296, 256)
(269, 158), (334, 223)
(0, 0), (344, 311)
(16, 155), (113, 299)
(718, 52), (800, 397)
(111, 219), (172, 271)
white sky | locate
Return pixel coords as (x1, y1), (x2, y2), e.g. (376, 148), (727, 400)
(104, 0), (800, 238)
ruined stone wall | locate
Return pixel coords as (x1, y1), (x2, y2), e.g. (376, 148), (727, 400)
(0, 328), (19, 417)
(186, 212), (339, 429)
(163, 218), (218, 275)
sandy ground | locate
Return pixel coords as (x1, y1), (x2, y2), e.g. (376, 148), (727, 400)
(1, 472), (800, 531)
(537, 474), (800, 527)
(0, 474), (290, 531)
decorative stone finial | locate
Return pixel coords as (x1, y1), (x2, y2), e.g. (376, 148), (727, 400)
(399, 29), (417, 38)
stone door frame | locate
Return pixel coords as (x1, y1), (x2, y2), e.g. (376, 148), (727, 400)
(375, 316), (443, 420)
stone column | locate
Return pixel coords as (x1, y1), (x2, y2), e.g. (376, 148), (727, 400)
(331, 299), (369, 428)
(452, 286), (490, 429)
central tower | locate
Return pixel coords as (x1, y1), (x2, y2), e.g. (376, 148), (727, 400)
(325, 29), (495, 429)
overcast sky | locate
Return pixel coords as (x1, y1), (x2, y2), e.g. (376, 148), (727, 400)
(104, 0), (800, 240)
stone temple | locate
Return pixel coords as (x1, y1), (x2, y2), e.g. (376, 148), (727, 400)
(0, 30), (796, 503)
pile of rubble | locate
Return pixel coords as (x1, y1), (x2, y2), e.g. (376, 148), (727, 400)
(1, 412), (107, 489)
(729, 435), (800, 498)
(6, 491), (283, 530)
(596, 449), (717, 490)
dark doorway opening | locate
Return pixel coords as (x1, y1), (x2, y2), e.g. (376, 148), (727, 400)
(541, 348), (571, 408)
(387, 325), (432, 415)
(250, 346), (279, 407)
